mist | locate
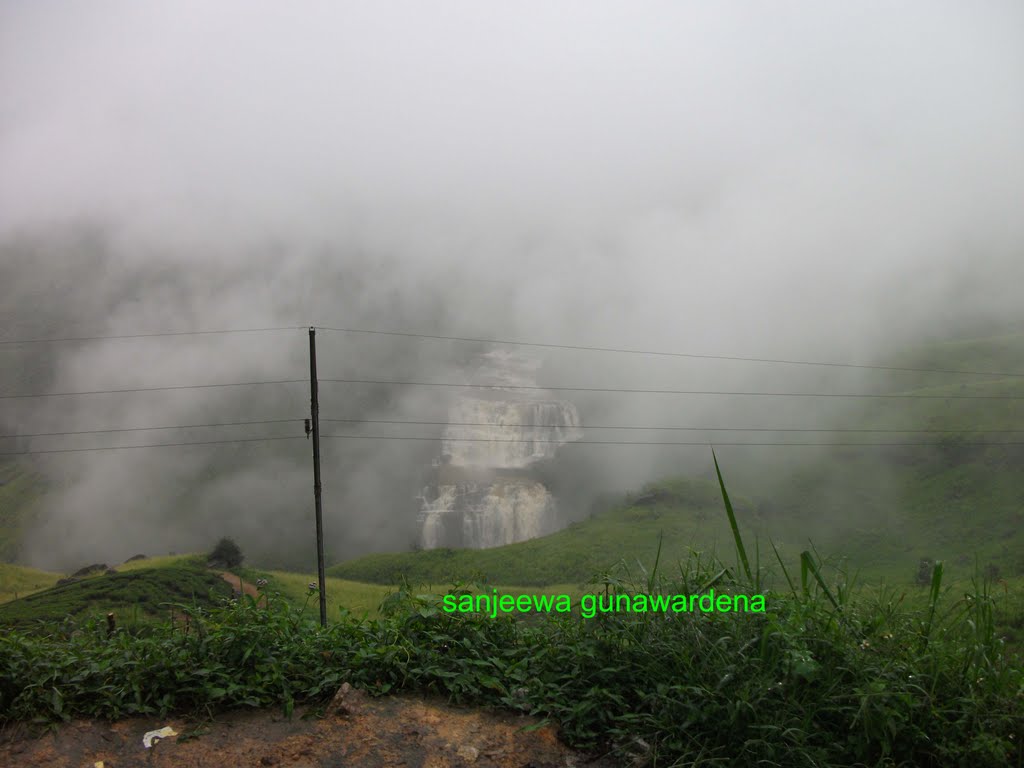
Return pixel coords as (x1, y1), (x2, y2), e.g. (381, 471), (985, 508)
(1, 2), (1022, 570)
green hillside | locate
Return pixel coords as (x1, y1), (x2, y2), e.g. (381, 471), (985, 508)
(331, 337), (1024, 588)
(0, 462), (45, 561)
(2, 333), (1023, 595)
(330, 450), (1023, 588)
(0, 562), (60, 603)
(0, 565), (231, 629)
(884, 332), (1024, 391)
(330, 477), (749, 585)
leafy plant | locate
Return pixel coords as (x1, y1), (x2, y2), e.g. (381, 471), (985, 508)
(1, 458), (1021, 767)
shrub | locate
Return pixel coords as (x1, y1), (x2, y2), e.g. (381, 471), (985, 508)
(208, 537), (244, 569)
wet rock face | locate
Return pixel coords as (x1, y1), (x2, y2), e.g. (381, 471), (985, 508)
(417, 351), (582, 549)
(420, 478), (556, 549)
(441, 398), (582, 469)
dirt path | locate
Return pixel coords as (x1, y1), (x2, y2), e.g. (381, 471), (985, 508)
(0, 693), (616, 767)
(218, 571), (266, 605)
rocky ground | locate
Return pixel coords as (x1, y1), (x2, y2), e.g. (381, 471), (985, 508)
(0, 691), (618, 768)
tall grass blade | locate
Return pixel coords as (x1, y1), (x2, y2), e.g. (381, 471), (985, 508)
(800, 551), (841, 612)
(698, 568), (731, 593)
(921, 559), (943, 648)
(755, 538), (761, 592)
(800, 551), (809, 597)
(770, 538), (797, 596)
(647, 531), (664, 594)
(712, 450), (752, 584)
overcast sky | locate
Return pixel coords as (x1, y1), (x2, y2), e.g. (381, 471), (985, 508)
(1, 2), (1022, 567)
(2, 3), (1022, 347)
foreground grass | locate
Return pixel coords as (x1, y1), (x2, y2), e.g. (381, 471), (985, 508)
(1, 554), (1020, 767)
(1, 458), (1021, 765)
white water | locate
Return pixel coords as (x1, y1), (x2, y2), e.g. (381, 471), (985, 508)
(419, 479), (556, 549)
(417, 350), (581, 549)
(442, 398), (582, 468)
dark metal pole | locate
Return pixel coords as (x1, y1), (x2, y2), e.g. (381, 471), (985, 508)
(309, 327), (327, 627)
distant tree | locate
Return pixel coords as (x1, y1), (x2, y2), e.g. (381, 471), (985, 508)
(208, 537), (244, 569)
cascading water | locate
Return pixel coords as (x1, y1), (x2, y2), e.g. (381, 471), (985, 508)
(417, 350), (582, 549)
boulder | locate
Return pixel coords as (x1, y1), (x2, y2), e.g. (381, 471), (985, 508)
(71, 563), (108, 578)
(325, 682), (364, 718)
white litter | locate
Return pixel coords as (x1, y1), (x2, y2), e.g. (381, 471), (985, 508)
(142, 726), (178, 748)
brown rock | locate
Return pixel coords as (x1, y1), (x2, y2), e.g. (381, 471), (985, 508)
(325, 682), (365, 718)
(456, 744), (480, 762)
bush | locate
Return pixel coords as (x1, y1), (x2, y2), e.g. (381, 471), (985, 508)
(208, 537), (244, 569)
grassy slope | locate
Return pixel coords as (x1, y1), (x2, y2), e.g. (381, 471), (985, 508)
(0, 562), (60, 603)
(329, 419), (1023, 588)
(330, 478), (746, 586)
(1, 333), (1021, 624)
(0, 565), (232, 629)
(3, 553), (436, 625)
(0, 462), (45, 561)
(239, 566), (580, 622)
(330, 336), (1024, 588)
(762, 374), (1024, 582)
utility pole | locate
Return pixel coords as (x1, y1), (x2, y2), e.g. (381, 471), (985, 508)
(308, 327), (327, 627)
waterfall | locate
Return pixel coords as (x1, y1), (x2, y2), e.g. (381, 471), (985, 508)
(417, 351), (581, 549)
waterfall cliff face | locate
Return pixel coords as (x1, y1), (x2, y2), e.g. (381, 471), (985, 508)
(417, 351), (582, 549)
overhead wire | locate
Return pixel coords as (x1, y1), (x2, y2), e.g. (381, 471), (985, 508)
(316, 325), (1024, 378)
(2, 324), (1020, 455)
(319, 417), (1024, 433)
(5, 433), (1019, 456)
(319, 377), (1024, 400)
(0, 435), (306, 456)
(0, 326), (306, 346)
(2, 321), (1020, 379)
(0, 418), (302, 440)
(0, 379), (308, 400)
(321, 434), (1024, 447)
(6, 377), (1015, 402)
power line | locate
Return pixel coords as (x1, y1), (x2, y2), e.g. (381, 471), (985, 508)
(0, 435), (306, 456)
(4, 415), (1018, 444)
(321, 433), (1024, 447)
(320, 378), (1024, 400)
(0, 326), (306, 346)
(1, 320), (1019, 379)
(6, 376), (1016, 402)
(317, 326), (1024, 378)
(5, 432), (1019, 456)
(0, 418), (301, 440)
(320, 417), (1024, 434)
(0, 379), (308, 400)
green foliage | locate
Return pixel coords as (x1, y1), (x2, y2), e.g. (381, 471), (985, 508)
(1, 465), (1021, 767)
(1, 555), (1020, 765)
(0, 566), (231, 629)
(208, 537), (244, 569)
